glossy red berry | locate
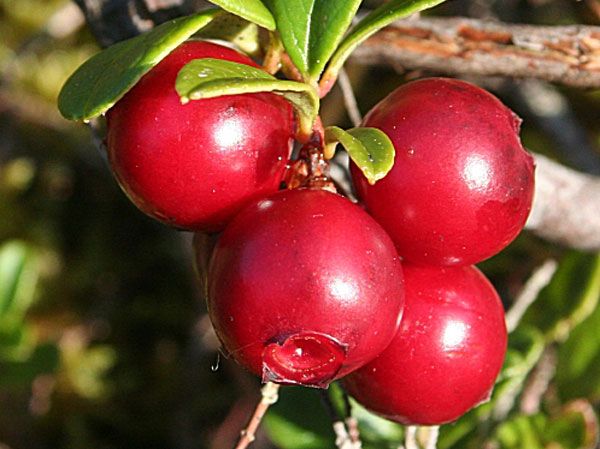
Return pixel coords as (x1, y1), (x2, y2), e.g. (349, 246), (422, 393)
(106, 40), (295, 231)
(351, 77), (535, 266)
(205, 188), (404, 388)
(343, 264), (507, 425)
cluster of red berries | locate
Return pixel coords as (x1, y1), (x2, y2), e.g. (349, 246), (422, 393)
(106, 40), (535, 425)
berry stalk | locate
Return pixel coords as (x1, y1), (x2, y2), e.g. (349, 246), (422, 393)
(233, 382), (280, 449)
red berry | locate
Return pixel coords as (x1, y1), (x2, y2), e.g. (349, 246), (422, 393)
(343, 264), (507, 425)
(106, 40), (295, 231)
(205, 188), (404, 388)
(351, 77), (534, 266)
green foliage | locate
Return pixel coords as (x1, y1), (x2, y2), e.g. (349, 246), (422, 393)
(207, 0), (276, 30)
(0, 240), (37, 322)
(522, 252), (600, 343)
(0, 240), (59, 386)
(58, 10), (221, 120)
(324, 0), (447, 80)
(495, 405), (597, 449)
(262, 0), (362, 80)
(176, 58), (319, 137)
(324, 126), (395, 184)
(195, 14), (261, 56)
(57, 0), (448, 124)
(557, 275), (600, 401)
(0, 240), (39, 358)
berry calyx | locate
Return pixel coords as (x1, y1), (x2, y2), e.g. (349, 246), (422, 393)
(106, 40), (295, 231)
(262, 333), (347, 388)
(204, 188), (405, 388)
(343, 264), (507, 425)
(351, 77), (535, 266)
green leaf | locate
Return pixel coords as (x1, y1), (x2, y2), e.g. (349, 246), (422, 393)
(522, 252), (600, 343)
(495, 414), (546, 449)
(325, 126), (395, 184)
(0, 241), (38, 327)
(324, 0), (447, 81)
(556, 260), (600, 401)
(176, 58), (319, 136)
(262, 0), (362, 79)
(207, 0), (275, 30)
(493, 405), (598, 449)
(58, 10), (221, 121)
(196, 14), (261, 56)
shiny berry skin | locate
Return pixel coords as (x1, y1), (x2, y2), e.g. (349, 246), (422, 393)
(205, 188), (404, 388)
(351, 77), (534, 266)
(106, 40), (295, 231)
(343, 264), (507, 425)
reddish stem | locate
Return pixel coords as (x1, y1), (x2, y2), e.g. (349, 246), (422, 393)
(262, 33), (283, 75)
(280, 52), (305, 83)
(318, 71), (338, 98)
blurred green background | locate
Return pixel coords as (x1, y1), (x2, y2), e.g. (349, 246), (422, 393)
(1, 0), (600, 448)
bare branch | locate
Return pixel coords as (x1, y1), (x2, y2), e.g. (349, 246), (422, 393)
(505, 259), (558, 333)
(345, 417), (362, 448)
(519, 347), (557, 415)
(338, 69), (363, 127)
(351, 17), (600, 88)
(320, 389), (362, 449)
(341, 391), (362, 447)
(233, 382), (280, 449)
(402, 426), (419, 449)
(73, 0), (209, 46)
(526, 154), (600, 251)
(423, 426), (440, 449)
(332, 422), (357, 449)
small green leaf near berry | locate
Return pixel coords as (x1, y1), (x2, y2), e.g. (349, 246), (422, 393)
(176, 58), (320, 138)
(324, 126), (395, 185)
(206, 0), (276, 30)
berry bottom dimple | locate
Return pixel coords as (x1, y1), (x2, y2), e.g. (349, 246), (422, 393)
(205, 188), (405, 388)
(262, 333), (347, 387)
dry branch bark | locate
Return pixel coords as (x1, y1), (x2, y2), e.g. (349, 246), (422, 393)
(73, 0), (206, 46)
(351, 17), (600, 88)
(526, 154), (600, 251)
